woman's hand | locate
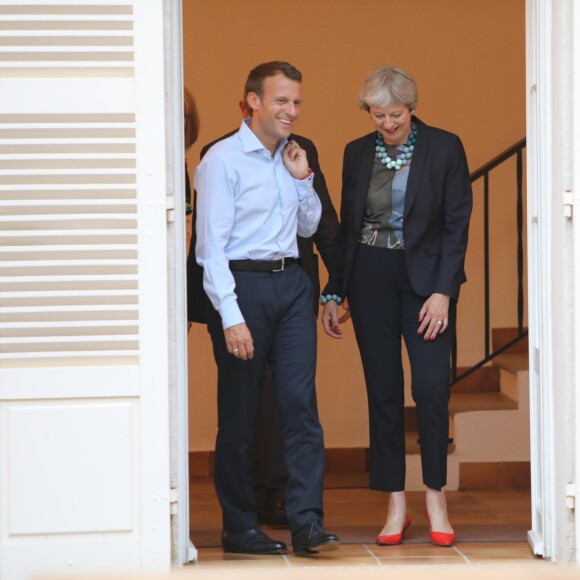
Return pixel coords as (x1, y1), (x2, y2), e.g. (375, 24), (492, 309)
(418, 293), (450, 341)
(322, 301), (343, 339)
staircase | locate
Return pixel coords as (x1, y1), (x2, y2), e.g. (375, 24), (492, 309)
(453, 328), (529, 489)
(402, 328), (529, 491)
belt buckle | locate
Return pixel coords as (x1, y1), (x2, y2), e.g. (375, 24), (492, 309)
(272, 258), (285, 272)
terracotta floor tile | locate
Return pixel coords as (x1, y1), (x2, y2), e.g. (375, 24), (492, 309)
(195, 550), (289, 567)
(495, 515), (532, 526)
(285, 548), (377, 567)
(194, 547), (223, 557)
(469, 489), (531, 507)
(456, 541), (536, 560)
(375, 556), (468, 566)
(195, 559), (287, 570)
(313, 544), (370, 557)
(287, 556), (379, 567)
(452, 514), (506, 525)
(368, 544), (463, 558)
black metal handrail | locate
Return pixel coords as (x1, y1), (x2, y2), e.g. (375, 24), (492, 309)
(451, 138), (527, 385)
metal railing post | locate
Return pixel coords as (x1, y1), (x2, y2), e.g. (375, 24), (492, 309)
(451, 139), (527, 387)
(517, 148), (524, 334)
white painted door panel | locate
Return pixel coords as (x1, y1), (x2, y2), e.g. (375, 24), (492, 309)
(0, 2), (171, 578)
(525, 0), (554, 559)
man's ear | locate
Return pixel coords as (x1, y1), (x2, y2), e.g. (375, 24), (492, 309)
(246, 91), (260, 112)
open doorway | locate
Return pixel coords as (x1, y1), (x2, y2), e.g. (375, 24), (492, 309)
(181, 0), (530, 558)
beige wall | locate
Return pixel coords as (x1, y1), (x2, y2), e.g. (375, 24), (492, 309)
(183, 0), (526, 450)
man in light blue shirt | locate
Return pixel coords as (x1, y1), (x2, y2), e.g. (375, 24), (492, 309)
(195, 61), (340, 556)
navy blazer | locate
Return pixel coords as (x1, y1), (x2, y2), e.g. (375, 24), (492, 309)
(324, 117), (472, 302)
(187, 131), (340, 323)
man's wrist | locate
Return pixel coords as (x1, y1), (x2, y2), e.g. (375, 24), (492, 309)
(297, 168), (313, 180)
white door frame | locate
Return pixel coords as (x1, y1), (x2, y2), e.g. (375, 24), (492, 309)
(525, 0), (556, 559)
(173, 0), (577, 565)
(165, 0), (196, 566)
(526, 0), (580, 563)
(575, 0), (580, 560)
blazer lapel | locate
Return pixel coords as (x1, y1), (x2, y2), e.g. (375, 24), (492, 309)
(353, 133), (376, 228)
(404, 117), (430, 216)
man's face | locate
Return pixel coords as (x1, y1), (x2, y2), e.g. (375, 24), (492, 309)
(247, 73), (302, 150)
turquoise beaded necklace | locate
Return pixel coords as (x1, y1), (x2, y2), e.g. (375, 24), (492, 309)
(375, 122), (417, 170)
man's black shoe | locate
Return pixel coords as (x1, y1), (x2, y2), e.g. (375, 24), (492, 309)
(257, 500), (289, 527)
(292, 520), (340, 556)
(221, 527), (287, 555)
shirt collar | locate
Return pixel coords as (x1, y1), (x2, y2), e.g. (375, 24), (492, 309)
(238, 118), (288, 156)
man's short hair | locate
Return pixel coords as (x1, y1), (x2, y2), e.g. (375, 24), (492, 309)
(244, 61), (302, 100)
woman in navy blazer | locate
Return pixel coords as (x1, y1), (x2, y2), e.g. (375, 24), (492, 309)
(322, 65), (472, 547)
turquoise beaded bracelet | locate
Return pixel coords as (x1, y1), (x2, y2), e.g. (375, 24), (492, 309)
(319, 294), (343, 305)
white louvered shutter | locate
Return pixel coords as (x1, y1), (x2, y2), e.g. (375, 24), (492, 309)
(0, 2), (172, 578)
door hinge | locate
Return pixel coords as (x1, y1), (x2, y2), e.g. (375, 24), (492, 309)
(169, 487), (179, 515)
(565, 483), (575, 509)
(563, 188), (573, 218)
(166, 196), (176, 223)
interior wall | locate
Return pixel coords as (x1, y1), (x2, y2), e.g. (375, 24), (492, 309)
(183, 0), (526, 450)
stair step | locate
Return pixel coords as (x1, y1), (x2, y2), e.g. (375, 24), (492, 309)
(404, 358), (521, 456)
(492, 327), (528, 353)
(493, 352), (529, 374)
(449, 391), (518, 415)
(451, 365), (500, 393)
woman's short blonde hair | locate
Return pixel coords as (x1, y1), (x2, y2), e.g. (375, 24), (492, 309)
(358, 64), (418, 112)
(184, 86), (200, 150)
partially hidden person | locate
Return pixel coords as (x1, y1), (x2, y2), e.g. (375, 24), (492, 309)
(183, 86), (200, 260)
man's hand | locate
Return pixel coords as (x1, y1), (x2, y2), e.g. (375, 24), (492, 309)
(338, 297), (351, 324)
(417, 293), (450, 341)
(283, 140), (310, 179)
(224, 322), (254, 360)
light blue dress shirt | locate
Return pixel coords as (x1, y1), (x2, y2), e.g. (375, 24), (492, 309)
(195, 119), (322, 329)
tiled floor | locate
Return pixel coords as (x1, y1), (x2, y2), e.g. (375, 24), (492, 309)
(188, 476), (550, 573)
(190, 542), (545, 570)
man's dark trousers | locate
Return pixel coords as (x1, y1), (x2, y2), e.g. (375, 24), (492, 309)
(253, 234), (323, 514)
(206, 263), (325, 533)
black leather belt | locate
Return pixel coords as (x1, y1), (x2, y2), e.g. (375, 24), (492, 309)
(229, 257), (300, 272)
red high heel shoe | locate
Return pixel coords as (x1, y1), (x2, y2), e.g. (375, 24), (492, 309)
(376, 515), (412, 546)
(425, 511), (455, 547)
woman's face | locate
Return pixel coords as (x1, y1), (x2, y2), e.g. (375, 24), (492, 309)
(369, 103), (413, 145)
